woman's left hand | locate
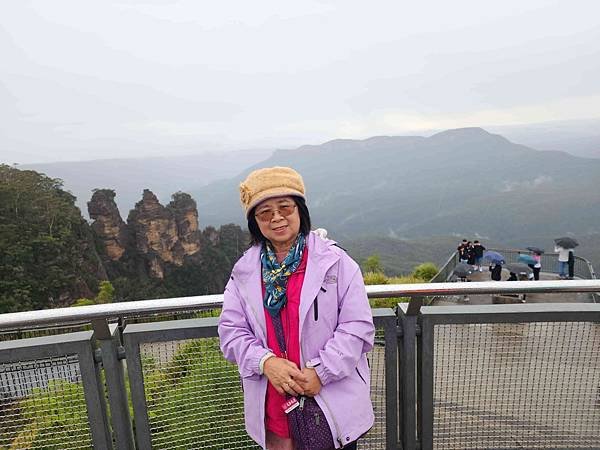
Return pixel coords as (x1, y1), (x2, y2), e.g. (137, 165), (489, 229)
(298, 368), (322, 396)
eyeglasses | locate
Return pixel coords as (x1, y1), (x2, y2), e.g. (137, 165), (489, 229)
(254, 203), (297, 222)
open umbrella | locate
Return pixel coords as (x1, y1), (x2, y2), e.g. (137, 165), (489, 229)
(505, 263), (532, 274)
(452, 262), (474, 278)
(554, 237), (579, 249)
(483, 251), (505, 264)
(526, 246), (544, 255)
(518, 254), (537, 265)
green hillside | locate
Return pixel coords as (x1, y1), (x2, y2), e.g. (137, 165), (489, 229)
(193, 128), (600, 242)
(0, 165), (105, 312)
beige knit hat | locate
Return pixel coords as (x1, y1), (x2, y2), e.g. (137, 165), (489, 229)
(239, 167), (306, 218)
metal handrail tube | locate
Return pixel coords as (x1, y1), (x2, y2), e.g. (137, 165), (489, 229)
(429, 250), (458, 283)
(1, 280), (599, 331)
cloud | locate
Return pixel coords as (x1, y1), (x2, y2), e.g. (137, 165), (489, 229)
(501, 175), (553, 192)
(2, 1), (600, 163)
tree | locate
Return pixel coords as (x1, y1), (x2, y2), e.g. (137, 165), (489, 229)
(0, 165), (103, 312)
(363, 254), (384, 274)
(95, 281), (115, 304)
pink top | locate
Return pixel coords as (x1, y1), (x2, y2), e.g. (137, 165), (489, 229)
(263, 249), (308, 438)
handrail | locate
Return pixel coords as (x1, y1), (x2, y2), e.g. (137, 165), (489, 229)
(1, 280), (599, 331)
(429, 250), (458, 283)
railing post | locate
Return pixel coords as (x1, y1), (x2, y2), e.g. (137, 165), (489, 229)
(398, 302), (419, 450)
(123, 329), (154, 450)
(72, 334), (114, 450)
(417, 315), (434, 450)
(93, 319), (136, 450)
(379, 310), (398, 450)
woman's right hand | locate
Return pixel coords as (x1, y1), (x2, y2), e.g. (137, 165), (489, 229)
(263, 357), (308, 396)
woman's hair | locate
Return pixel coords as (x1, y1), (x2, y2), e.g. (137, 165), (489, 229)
(247, 196), (311, 247)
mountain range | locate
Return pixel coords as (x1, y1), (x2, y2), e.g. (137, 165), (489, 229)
(193, 127), (600, 238)
(15, 125), (600, 274)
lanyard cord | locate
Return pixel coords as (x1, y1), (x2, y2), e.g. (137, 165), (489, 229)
(271, 306), (290, 360)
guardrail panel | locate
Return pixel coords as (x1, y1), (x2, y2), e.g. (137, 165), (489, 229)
(0, 332), (111, 449)
(419, 306), (600, 450)
(123, 318), (258, 450)
(123, 313), (397, 450)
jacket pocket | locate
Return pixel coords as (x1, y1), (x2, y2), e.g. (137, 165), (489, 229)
(314, 287), (327, 321)
(355, 367), (367, 385)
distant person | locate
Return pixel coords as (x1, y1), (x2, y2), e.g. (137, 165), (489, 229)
(507, 272), (518, 281)
(532, 252), (542, 281)
(489, 263), (502, 281)
(457, 239), (468, 263)
(568, 249), (575, 279)
(466, 241), (476, 266)
(473, 240), (486, 272)
(555, 245), (570, 279)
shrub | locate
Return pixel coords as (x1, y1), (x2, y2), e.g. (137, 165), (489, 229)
(71, 298), (95, 307)
(388, 275), (425, 284)
(366, 273), (423, 308)
(412, 263), (438, 281)
(363, 271), (389, 286)
(10, 380), (90, 448)
(143, 338), (257, 449)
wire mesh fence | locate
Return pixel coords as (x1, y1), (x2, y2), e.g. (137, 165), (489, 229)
(360, 327), (387, 450)
(0, 355), (93, 449)
(0, 323), (91, 343)
(1, 297), (598, 450)
(433, 321), (600, 449)
(138, 328), (391, 450)
(139, 337), (259, 450)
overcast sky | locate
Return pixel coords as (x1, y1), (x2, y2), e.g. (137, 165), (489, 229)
(1, 0), (600, 163)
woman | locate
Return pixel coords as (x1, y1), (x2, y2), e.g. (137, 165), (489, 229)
(218, 167), (375, 450)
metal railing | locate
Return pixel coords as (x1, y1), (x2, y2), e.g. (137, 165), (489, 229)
(429, 251), (459, 284)
(430, 248), (598, 303)
(418, 305), (600, 449)
(1, 281), (600, 449)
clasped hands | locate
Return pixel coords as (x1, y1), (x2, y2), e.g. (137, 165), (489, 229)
(263, 357), (322, 397)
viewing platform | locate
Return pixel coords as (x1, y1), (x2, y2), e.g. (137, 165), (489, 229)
(0, 250), (598, 450)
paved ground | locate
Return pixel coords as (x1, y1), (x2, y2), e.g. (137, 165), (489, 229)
(432, 269), (594, 306)
(424, 268), (599, 449)
(432, 320), (600, 449)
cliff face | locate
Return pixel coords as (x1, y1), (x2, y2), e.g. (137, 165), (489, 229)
(168, 192), (201, 256)
(88, 189), (131, 261)
(89, 189), (201, 280)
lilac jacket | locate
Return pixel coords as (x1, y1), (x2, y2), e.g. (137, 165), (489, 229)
(218, 231), (375, 449)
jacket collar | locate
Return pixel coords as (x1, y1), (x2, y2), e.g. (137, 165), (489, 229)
(232, 232), (342, 336)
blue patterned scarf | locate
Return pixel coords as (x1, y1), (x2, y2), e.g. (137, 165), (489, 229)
(261, 233), (306, 317)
